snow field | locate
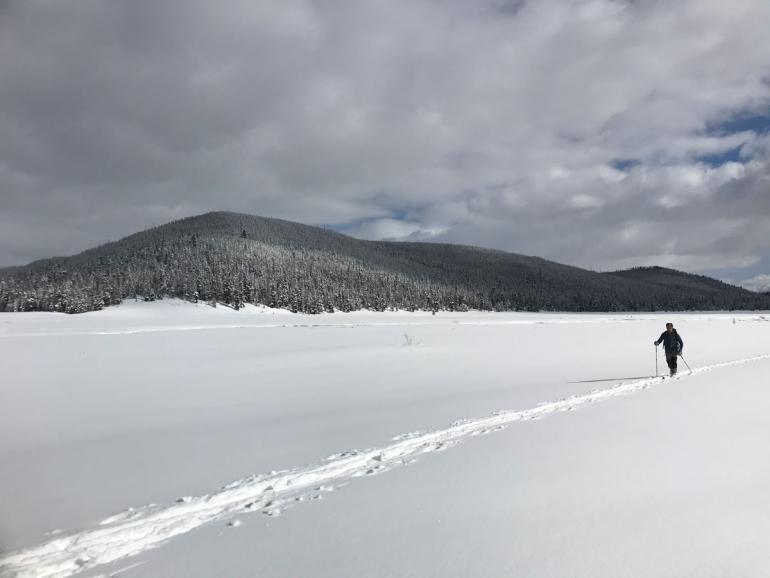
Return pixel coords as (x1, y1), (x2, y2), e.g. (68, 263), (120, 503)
(1, 301), (769, 577)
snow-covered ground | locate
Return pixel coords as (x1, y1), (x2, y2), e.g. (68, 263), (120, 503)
(2, 300), (770, 577)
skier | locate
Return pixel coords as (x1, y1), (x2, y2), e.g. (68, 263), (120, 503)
(654, 322), (683, 376)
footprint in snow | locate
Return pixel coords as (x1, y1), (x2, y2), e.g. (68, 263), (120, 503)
(354, 464), (387, 477)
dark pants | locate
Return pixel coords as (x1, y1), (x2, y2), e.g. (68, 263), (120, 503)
(665, 351), (678, 374)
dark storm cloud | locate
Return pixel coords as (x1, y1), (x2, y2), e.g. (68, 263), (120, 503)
(1, 0), (770, 288)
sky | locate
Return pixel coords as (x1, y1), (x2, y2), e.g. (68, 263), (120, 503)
(1, 0), (770, 290)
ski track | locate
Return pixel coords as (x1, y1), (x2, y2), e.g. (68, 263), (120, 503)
(2, 313), (768, 338)
(2, 354), (769, 578)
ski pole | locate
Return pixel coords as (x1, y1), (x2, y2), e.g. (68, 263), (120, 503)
(655, 344), (658, 377)
(679, 354), (692, 374)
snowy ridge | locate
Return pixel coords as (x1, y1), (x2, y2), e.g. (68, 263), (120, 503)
(2, 354), (769, 578)
(0, 318), (636, 338)
(4, 312), (767, 339)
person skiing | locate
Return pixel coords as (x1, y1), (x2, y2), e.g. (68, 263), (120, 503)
(654, 322), (683, 376)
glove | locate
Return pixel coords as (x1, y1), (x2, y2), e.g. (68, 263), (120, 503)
(653, 340), (659, 346)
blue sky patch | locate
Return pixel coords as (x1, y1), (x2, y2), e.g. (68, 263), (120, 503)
(610, 158), (641, 171)
(706, 111), (770, 136)
(697, 145), (744, 167)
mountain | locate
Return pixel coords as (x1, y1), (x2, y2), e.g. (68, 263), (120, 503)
(605, 266), (768, 308)
(2, 211), (769, 313)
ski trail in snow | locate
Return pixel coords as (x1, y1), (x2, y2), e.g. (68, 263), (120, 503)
(2, 354), (769, 578)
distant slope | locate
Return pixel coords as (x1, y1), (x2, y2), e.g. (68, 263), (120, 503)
(2, 211), (769, 313)
(608, 266), (738, 292)
(605, 266), (766, 310)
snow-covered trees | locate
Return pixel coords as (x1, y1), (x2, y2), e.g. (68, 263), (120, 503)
(1, 212), (768, 314)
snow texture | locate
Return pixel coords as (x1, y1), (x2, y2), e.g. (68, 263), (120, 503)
(1, 301), (770, 577)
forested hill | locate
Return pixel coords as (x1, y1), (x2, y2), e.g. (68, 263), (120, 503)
(605, 267), (766, 307)
(2, 211), (768, 313)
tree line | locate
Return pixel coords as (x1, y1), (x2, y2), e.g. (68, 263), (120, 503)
(2, 212), (768, 314)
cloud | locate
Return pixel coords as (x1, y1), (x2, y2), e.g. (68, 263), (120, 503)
(1, 0), (770, 281)
(737, 274), (770, 293)
(343, 218), (446, 241)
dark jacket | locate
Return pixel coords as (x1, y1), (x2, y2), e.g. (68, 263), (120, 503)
(656, 330), (683, 354)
